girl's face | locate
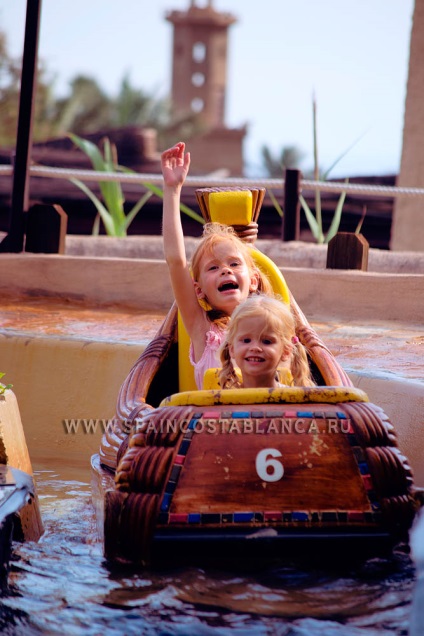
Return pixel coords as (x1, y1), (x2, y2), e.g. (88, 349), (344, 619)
(195, 242), (258, 316)
(229, 314), (289, 388)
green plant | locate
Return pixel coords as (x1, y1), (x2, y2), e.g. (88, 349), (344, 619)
(268, 189), (283, 218)
(69, 133), (152, 236)
(137, 182), (204, 226)
(69, 133), (203, 235)
(299, 97), (365, 244)
(0, 372), (12, 395)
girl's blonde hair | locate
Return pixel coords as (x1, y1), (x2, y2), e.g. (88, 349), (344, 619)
(219, 294), (315, 389)
(191, 224), (273, 326)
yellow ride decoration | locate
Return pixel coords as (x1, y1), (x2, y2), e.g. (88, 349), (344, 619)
(202, 366), (294, 390)
(209, 190), (253, 225)
(161, 385), (369, 408)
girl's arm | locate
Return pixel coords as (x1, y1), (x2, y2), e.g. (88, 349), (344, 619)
(161, 143), (206, 340)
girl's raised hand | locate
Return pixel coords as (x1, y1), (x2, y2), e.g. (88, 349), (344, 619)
(161, 142), (191, 188)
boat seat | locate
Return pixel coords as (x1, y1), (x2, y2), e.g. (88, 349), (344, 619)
(178, 190), (291, 392)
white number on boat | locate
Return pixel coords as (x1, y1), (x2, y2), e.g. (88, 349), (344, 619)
(255, 448), (284, 482)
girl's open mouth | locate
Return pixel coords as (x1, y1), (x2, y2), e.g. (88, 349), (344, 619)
(218, 281), (239, 292)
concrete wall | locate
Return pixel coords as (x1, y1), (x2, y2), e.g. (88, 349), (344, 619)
(64, 235), (424, 274)
(0, 333), (141, 477)
(1, 253), (423, 321)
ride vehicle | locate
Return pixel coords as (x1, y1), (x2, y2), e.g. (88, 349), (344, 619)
(91, 188), (416, 565)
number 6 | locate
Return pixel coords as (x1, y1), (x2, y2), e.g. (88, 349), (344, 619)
(255, 448), (284, 482)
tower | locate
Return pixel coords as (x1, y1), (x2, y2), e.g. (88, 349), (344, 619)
(166, 0), (236, 127)
(166, 1), (246, 175)
(391, 0), (424, 251)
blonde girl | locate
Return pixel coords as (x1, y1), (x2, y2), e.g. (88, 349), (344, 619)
(219, 295), (315, 389)
(162, 142), (272, 389)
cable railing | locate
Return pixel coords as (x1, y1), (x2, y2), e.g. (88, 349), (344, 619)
(2, 163), (424, 198)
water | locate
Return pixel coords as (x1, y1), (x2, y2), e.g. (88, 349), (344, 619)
(0, 464), (416, 635)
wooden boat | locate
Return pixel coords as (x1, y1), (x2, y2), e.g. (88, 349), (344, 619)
(91, 187), (417, 566)
(0, 465), (39, 583)
(0, 388), (44, 583)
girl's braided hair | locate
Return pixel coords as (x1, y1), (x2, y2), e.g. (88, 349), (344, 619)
(218, 294), (315, 389)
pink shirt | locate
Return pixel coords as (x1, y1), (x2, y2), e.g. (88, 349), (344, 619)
(189, 323), (225, 390)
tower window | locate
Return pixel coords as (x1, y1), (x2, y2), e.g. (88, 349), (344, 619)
(192, 42), (206, 63)
(191, 72), (205, 87)
(192, 0), (211, 7)
(191, 98), (204, 113)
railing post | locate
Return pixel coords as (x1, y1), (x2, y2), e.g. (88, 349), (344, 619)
(0, 0), (42, 253)
(25, 204), (68, 254)
(282, 168), (301, 241)
(326, 232), (369, 270)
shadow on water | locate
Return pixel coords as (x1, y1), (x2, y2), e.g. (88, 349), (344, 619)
(0, 468), (416, 636)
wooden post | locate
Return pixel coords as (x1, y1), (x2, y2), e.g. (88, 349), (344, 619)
(25, 204), (67, 254)
(326, 232), (369, 270)
(282, 168), (301, 241)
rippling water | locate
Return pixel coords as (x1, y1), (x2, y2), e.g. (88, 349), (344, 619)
(0, 467), (416, 635)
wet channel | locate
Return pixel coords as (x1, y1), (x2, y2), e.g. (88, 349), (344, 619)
(0, 458), (415, 636)
(0, 298), (421, 634)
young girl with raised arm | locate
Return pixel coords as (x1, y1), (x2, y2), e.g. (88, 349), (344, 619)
(161, 142), (272, 389)
(219, 295), (315, 389)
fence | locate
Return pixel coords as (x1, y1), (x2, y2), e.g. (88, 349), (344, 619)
(1, 163), (424, 264)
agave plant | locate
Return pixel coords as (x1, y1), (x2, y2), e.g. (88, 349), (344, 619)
(299, 96), (365, 244)
(69, 133), (203, 236)
(68, 133), (152, 236)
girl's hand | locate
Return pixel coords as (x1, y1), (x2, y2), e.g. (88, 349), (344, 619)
(161, 142), (191, 188)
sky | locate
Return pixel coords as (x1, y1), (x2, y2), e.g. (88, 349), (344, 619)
(0, 0), (415, 178)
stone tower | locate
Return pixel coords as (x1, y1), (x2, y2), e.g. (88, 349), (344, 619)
(166, 1), (246, 175)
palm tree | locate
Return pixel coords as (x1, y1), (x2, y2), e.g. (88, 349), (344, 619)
(49, 72), (202, 149)
(261, 144), (306, 178)
(50, 75), (113, 136)
(0, 31), (56, 146)
(0, 26), (203, 152)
